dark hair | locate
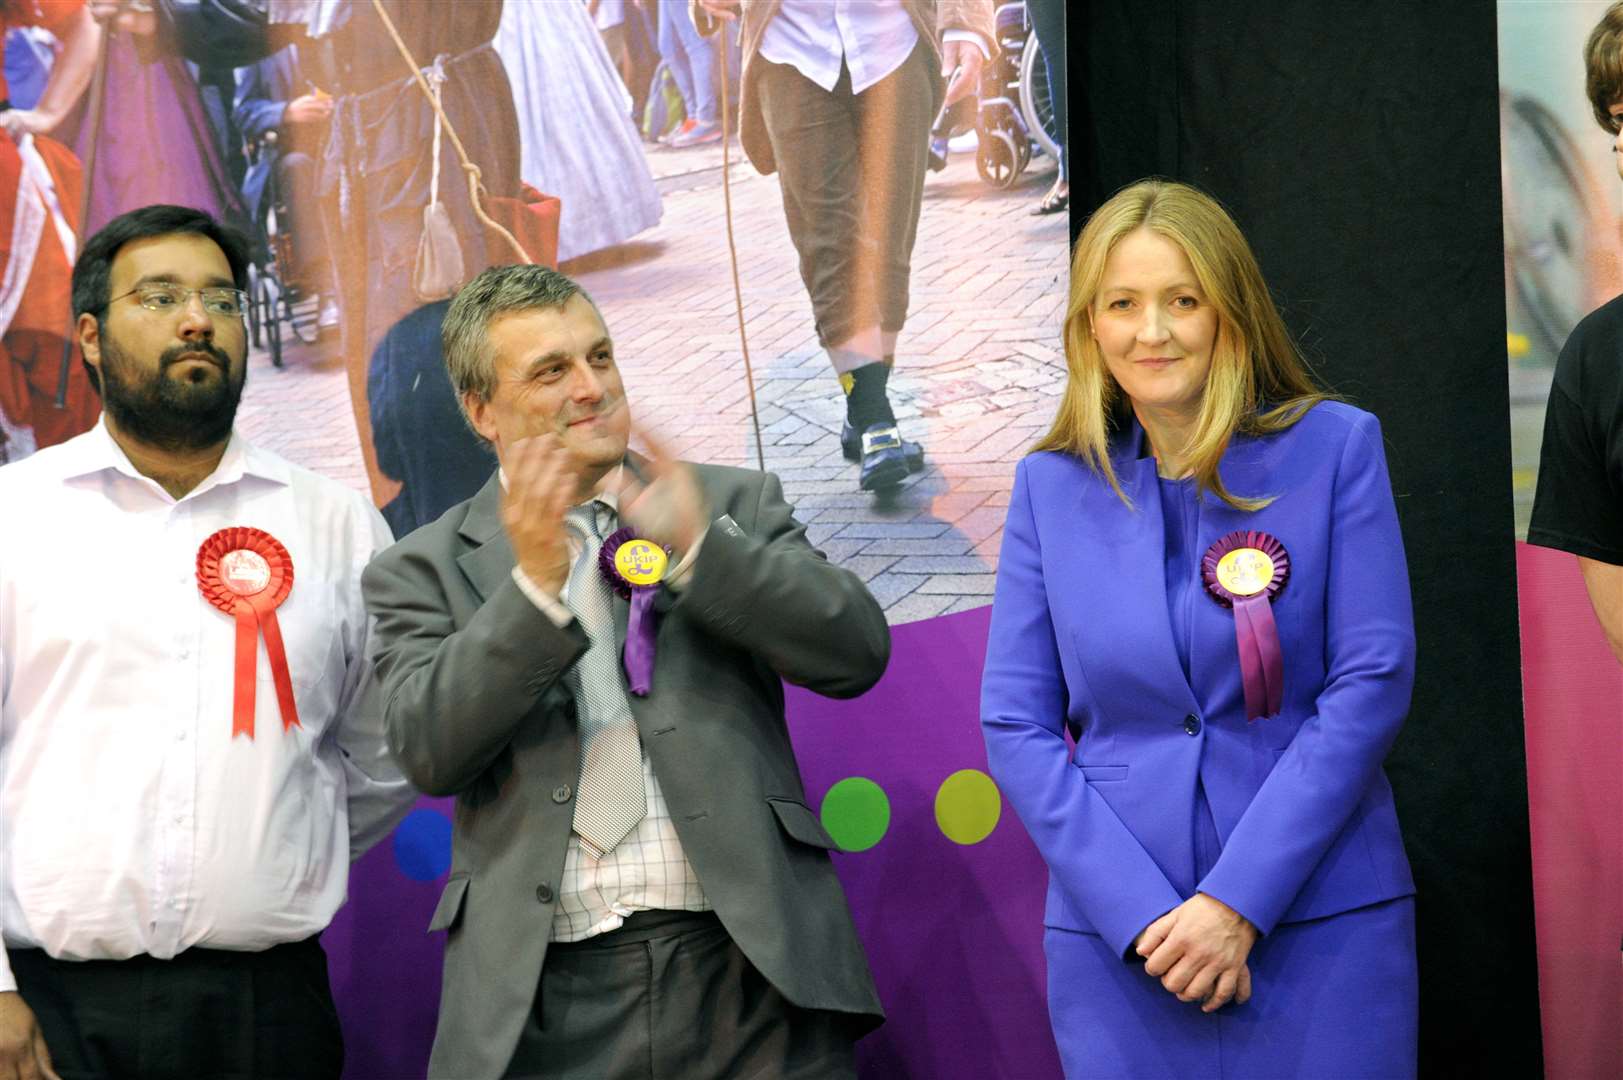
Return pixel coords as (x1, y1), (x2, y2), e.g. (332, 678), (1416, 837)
(1587, 2), (1623, 132)
(71, 204), (251, 322)
(70, 204), (251, 393)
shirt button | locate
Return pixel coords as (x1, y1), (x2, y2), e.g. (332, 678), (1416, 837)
(172, 815), (184, 824)
(551, 784), (573, 804)
(535, 883), (554, 904)
(178, 649), (190, 660)
(1183, 715), (1201, 736)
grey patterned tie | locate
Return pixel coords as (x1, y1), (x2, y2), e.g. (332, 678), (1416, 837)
(564, 503), (647, 855)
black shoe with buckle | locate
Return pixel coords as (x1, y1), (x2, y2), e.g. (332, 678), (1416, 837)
(841, 419), (925, 474)
(854, 423), (913, 491)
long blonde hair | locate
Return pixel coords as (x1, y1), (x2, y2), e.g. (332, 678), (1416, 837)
(1035, 179), (1332, 510)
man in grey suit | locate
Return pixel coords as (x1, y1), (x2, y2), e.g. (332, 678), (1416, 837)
(361, 264), (890, 1079)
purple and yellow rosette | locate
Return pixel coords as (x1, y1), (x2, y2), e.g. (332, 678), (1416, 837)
(1201, 531), (1290, 722)
(598, 526), (670, 696)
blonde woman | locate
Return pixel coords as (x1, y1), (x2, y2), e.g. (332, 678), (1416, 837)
(981, 179), (1419, 1077)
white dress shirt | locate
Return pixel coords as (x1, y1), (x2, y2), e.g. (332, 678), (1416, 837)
(507, 485), (711, 941)
(760, 0), (990, 96)
(760, 0), (921, 95)
(0, 421), (415, 992)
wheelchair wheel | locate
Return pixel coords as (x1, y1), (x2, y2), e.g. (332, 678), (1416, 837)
(281, 288), (320, 347)
(976, 129), (1024, 189)
(256, 272), (284, 369)
(1019, 34), (1063, 163)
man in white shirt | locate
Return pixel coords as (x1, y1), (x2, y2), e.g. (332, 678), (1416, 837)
(0, 204), (414, 1080)
(362, 264), (890, 1078)
(695, 0), (994, 491)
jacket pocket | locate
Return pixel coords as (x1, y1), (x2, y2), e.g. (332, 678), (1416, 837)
(766, 796), (840, 850)
(427, 873), (470, 933)
(1077, 764), (1128, 783)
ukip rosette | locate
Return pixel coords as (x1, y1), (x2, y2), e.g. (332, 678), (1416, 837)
(1201, 530), (1291, 722)
(598, 527), (670, 695)
(196, 527), (300, 739)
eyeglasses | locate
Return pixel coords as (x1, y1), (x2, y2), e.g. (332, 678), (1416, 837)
(109, 282), (249, 318)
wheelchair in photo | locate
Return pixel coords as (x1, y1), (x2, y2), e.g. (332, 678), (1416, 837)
(975, 1), (1063, 189)
(243, 130), (322, 369)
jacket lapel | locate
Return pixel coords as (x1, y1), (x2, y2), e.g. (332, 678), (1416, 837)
(1070, 421), (1203, 720)
(455, 473), (516, 604)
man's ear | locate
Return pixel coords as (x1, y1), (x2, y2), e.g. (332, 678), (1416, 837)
(78, 312), (103, 386)
(463, 391), (499, 448)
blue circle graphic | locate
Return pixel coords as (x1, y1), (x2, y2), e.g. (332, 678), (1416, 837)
(392, 808), (453, 882)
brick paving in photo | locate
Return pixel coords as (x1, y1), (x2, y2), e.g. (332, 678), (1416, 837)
(236, 136), (1070, 623)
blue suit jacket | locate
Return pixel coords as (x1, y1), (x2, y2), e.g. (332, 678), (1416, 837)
(981, 401), (1416, 959)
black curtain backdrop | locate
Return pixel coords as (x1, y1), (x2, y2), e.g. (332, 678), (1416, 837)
(1066, 3), (1542, 1075)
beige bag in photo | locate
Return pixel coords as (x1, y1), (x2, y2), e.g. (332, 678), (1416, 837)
(412, 57), (465, 300)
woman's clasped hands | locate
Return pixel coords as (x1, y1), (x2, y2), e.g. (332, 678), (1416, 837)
(1133, 893), (1259, 1014)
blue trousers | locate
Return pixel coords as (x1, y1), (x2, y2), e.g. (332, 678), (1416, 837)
(657, 0), (717, 125)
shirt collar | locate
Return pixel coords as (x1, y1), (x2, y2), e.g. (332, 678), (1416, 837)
(60, 417), (292, 497)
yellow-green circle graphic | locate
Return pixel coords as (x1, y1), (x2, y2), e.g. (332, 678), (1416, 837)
(819, 777), (891, 852)
(934, 769), (1002, 845)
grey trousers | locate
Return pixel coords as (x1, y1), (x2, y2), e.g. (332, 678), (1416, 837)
(755, 42), (936, 350)
(503, 910), (858, 1079)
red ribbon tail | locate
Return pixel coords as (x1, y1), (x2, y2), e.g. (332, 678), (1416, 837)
(232, 604), (258, 739)
(257, 604), (302, 732)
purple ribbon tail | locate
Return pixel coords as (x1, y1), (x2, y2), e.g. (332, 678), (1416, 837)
(1233, 595), (1284, 721)
(623, 588), (659, 696)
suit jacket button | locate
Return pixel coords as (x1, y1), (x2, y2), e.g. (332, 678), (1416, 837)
(536, 883), (554, 904)
(1183, 714), (1201, 735)
(552, 784), (573, 804)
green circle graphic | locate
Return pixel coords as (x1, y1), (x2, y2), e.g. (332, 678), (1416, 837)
(934, 769), (1002, 845)
(819, 777), (892, 852)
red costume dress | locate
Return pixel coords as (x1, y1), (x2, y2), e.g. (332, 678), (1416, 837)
(0, 0), (98, 462)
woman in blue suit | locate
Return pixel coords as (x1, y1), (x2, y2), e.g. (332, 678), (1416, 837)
(982, 179), (1418, 1078)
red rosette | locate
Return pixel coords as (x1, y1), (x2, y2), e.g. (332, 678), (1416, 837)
(196, 527), (300, 739)
(1201, 531), (1290, 723)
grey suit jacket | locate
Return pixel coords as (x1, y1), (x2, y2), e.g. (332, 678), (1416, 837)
(693, 0), (996, 175)
(361, 461), (891, 1080)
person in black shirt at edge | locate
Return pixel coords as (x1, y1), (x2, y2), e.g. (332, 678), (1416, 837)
(1528, 1), (1623, 664)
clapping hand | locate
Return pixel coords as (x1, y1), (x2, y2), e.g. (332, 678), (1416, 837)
(502, 435), (583, 596)
(597, 427), (707, 558)
(1133, 893), (1258, 1013)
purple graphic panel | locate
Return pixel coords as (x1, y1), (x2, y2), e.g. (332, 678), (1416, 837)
(788, 606), (1059, 1079)
(325, 605), (1059, 1079)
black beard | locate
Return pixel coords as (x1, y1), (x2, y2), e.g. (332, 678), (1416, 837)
(98, 335), (246, 453)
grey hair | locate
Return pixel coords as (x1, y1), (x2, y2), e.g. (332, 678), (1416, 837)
(441, 264), (593, 420)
